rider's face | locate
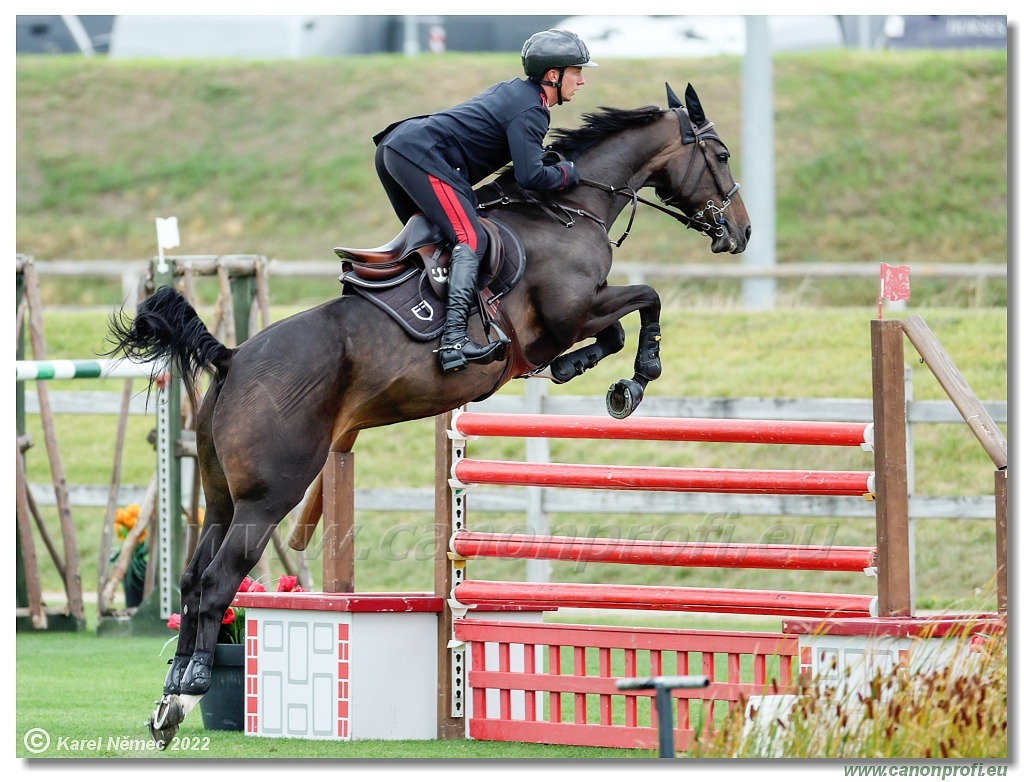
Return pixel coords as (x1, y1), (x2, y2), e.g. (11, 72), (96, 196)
(545, 66), (586, 103)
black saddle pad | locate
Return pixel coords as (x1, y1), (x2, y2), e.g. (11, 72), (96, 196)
(346, 218), (525, 341)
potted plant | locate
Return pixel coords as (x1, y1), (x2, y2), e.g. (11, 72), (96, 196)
(112, 504), (147, 608)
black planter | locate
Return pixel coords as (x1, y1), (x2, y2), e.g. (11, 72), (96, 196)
(199, 643), (245, 732)
(122, 574), (144, 608)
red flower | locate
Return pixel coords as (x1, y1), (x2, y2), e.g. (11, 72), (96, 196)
(276, 574), (298, 592)
(221, 607), (235, 625)
(238, 575), (254, 593)
(293, 584), (306, 592)
(167, 613), (181, 631)
(249, 581), (266, 592)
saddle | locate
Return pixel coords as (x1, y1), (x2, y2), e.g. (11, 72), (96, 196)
(335, 214), (505, 300)
(333, 215), (526, 351)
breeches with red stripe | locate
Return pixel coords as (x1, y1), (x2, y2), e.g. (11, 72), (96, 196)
(375, 145), (487, 259)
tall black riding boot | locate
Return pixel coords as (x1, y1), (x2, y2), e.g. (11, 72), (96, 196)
(437, 243), (503, 373)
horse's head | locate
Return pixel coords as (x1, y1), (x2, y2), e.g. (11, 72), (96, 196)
(653, 83), (751, 254)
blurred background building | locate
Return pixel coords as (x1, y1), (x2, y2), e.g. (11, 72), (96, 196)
(15, 15), (1008, 59)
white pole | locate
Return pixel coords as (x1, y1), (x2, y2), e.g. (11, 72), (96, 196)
(741, 16), (777, 309)
(403, 16), (419, 57)
(61, 15), (95, 57)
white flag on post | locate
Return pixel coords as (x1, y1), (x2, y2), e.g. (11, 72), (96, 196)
(155, 216), (179, 274)
(156, 216), (180, 250)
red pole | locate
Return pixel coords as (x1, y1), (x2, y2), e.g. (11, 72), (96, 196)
(454, 580), (875, 619)
(451, 531), (876, 572)
(452, 459), (874, 496)
(450, 412), (871, 448)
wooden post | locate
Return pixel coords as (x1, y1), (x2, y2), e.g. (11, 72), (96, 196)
(23, 261), (85, 623)
(870, 320), (912, 617)
(97, 378), (135, 615)
(322, 450), (355, 592)
(216, 263), (237, 347)
(16, 262), (29, 615)
(434, 411), (463, 739)
(230, 269), (256, 343)
(16, 440), (47, 629)
(902, 314), (1007, 469)
(995, 469), (1007, 613)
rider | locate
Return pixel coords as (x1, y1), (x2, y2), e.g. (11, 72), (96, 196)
(373, 29), (597, 372)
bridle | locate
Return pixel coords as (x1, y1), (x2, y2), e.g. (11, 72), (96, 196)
(580, 109), (740, 246)
(477, 107), (740, 248)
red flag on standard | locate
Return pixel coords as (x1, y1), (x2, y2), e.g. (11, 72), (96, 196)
(878, 263), (910, 317)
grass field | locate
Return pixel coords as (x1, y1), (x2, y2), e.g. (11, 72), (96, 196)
(14, 628), (649, 759)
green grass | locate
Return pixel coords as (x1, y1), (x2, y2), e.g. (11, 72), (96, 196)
(14, 626), (649, 759)
(16, 51), (1007, 309)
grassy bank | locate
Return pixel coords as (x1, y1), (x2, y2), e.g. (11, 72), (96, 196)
(16, 50), (1007, 307)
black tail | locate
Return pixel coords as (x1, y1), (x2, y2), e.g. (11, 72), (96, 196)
(106, 286), (233, 407)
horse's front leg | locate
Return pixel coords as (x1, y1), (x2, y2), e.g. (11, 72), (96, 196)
(542, 282), (662, 417)
(605, 291), (663, 419)
(546, 322), (627, 383)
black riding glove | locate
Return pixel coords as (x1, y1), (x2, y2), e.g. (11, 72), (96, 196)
(558, 161), (580, 189)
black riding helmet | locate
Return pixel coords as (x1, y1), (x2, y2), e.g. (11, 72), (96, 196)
(521, 29), (597, 105)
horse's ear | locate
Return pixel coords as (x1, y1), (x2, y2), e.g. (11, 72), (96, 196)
(684, 83), (706, 127)
(666, 82), (683, 110)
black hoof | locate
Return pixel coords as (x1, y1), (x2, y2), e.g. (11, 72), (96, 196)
(147, 695), (184, 750)
(606, 378), (645, 419)
(179, 651), (215, 695)
(163, 654), (191, 696)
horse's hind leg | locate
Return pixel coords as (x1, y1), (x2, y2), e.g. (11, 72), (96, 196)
(147, 511), (231, 749)
(149, 384), (234, 747)
(177, 496), (293, 696)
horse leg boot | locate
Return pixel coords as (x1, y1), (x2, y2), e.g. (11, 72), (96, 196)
(437, 243), (503, 372)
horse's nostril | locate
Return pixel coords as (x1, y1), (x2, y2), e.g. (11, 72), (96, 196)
(745, 225), (752, 241)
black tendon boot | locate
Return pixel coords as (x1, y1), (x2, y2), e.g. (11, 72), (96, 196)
(437, 244), (503, 372)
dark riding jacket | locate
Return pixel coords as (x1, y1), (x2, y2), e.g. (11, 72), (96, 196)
(373, 78), (579, 199)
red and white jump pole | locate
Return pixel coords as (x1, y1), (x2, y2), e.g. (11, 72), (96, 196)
(450, 530), (877, 572)
(453, 580), (877, 619)
(450, 410), (873, 448)
(452, 459), (875, 497)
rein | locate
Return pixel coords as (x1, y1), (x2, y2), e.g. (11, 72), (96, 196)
(477, 179), (714, 249)
(477, 114), (740, 249)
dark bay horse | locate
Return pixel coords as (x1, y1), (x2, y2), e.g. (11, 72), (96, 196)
(108, 83), (749, 744)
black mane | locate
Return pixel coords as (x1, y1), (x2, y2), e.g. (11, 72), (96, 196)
(548, 105), (665, 160)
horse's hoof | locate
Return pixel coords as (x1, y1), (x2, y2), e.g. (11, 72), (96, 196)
(606, 378), (644, 419)
(179, 651), (215, 695)
(147, 695), (184, 749)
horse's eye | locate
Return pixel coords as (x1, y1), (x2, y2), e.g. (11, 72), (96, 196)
(717, 153), (730, 163)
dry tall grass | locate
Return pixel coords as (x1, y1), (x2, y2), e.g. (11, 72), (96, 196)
(690, 621), (1007, 759)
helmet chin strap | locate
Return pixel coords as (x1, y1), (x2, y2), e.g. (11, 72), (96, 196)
(538, 67), (568, 105)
